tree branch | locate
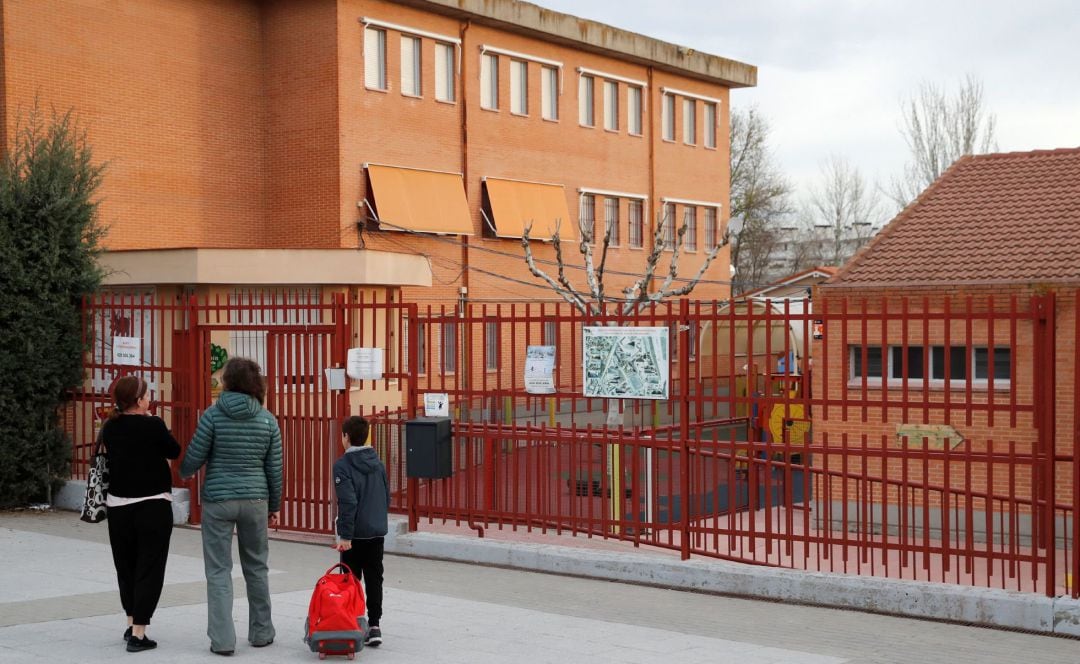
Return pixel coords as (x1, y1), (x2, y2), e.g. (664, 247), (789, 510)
(521, 223), (588, 314)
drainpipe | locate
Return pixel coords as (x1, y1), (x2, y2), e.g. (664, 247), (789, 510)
(460, 19), (471, 295)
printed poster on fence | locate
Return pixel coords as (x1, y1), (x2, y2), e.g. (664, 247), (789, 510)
(112, 336), (141, 366)
(524, 345), (556, 394)
(346, 347), (384, 380)
(423, 392), (449, 417)
(582, 326), (669, 400)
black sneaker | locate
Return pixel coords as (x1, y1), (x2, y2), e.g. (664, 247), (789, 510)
(126, 636), (157, 653)
(365, 626), (382, 647)
(123, 627), (132, 642)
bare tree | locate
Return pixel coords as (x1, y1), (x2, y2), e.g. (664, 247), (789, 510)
(804, 156), (882, 267)
(729, 107), (791, 292)
(520, 205), (727, 317)
(889, 74), (998, 208)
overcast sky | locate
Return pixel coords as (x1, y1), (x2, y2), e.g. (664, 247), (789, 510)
(538, 0), (1080, 216)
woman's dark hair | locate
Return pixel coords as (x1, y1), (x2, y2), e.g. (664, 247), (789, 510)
(222, 357), (266, 405)
(111, 375), (147, 418)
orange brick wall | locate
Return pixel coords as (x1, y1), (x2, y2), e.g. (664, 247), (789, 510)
(1, 0), (267, 249)
(812, 284), (1077, 511)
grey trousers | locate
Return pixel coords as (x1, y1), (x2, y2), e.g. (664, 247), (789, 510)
(201, 499), (276, 650)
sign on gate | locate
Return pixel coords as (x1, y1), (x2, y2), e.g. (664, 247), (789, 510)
(583, 326), (669, 399)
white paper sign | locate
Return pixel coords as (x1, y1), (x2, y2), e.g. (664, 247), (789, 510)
(347, 347), (384, 380)
(524, 345), (556, 394)
(112, 336), (141, 366)
(423, 393), (449, 417)
(324, 367), (347, 390)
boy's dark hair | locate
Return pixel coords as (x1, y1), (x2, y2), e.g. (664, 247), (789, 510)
(222, 357), (266, 405)
(341, 416), (370, 447)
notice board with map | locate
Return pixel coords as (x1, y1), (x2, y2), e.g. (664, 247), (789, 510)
(582, 326), (669, 399)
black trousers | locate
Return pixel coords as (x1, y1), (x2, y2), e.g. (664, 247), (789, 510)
(107, 499), (174, 625)
(341, 537), (384, 627)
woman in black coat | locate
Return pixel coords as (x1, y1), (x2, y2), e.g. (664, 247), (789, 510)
(101, 375), (181, 653)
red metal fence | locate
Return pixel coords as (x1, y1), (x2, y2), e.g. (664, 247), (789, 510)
(68, 289), (1079, 598)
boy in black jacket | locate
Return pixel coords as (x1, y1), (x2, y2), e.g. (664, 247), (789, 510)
(333, 416), (390, 647)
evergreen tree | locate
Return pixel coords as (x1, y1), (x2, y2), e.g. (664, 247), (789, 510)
(0, 108), (105, 506)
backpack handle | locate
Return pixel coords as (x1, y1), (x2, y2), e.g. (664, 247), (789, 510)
(325, 562), (355, 577)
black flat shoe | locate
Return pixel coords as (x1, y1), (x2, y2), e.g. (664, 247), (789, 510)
(123, 627), (132, 642)
(211, 647), (234, 656)
(126, 636), (157, 653)
(252, 638), (274, 647)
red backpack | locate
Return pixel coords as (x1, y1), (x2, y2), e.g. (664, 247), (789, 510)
(304, 563), (369, 659)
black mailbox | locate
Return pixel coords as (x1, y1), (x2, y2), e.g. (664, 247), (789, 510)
(405, 416), (452, 479)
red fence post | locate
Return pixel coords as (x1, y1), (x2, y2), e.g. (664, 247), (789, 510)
(679, 299), (692, 560)
(406, 303), (420, 532)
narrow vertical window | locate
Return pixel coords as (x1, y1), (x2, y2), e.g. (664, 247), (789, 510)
(662, 93), (675, 140)
(704, 207), (718, 250)
(683, 98), (696, 144)
(603, 80), (618, 131)
(628, 86), (643, 135)
(684, 207), (697, 251)
(604, 197), (620, 246)
(481, 53), (499, 110)
(579, 75), (595, 126)
(628, 199), (644, 248)
(662, 202), (675, 249)
(442, 322), (457, 372)
(543, 320), (557, 346)
(704, 102), (717, 148)
(541, 66), (559, 120)
(400, 35), (421, 96)
(510, 60), (528, 114)
(580, 194), (596, 242)
(364, 27), (387, 90)
(485, 321), (498, 371)
(416, 323), (427, 374)
(435, 42), (455, 102)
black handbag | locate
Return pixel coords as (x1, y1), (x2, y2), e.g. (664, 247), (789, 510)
(80, 430), (109, 523)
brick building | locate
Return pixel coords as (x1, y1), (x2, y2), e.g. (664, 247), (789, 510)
(813, 147), (1080, 539)
(0, 0), (754, 307)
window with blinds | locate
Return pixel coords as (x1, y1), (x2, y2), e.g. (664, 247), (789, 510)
(579, 75), (595, 126)
(628, 86), (643, 135)
(481, 53), (499, 110)
(580, 194), (596, 242)
(704, 207), (718, 250)
(662, 202), (675, 249)
(435, 42), (455, 102)
(400, 35), (421, 96)
(604, 197), (620, 246)
(662, 94), (675, 140)
(628, 199), (644, 248)
(541, 66), (559, 120)
(683, 207), (697, 251)
(364, 27), (387, 90)
(510, 60), (528, 114)
(704, 102), (717, 148)
(683, 98), (696, 145)
(603, 80), (618, 131)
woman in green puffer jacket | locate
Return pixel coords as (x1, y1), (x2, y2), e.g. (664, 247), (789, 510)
(180, 357), (283, 656)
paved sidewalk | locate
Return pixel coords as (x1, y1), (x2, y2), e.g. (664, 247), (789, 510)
(1, 510), (1078, 663)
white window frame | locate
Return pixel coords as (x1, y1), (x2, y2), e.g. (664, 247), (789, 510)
(481, 53), (499, 110)
(442, 321), (458, 373)
(364, 27), (387, 91)
(580, 193), (596, 242)
(847, 344), (1013, 389)
(435, 42), (456, 102)
(484, 320), (499, 371)
(627, 86), (643, 136)
(704, 102), (717, 149)
(579, 75), (595, 127)
(603, 80), (619, 131)
(662, 202), (676, 249)
(400, 35), (422, 97)
(704, 206), (718, 250)
(510, 59), (528, 115)
(662, 93), (675, 141)
(683, 98), (697, 145)
(541, 65), (559, 120)
(683, 206), (697, 252)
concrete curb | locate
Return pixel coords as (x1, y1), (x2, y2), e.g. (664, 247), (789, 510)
(384, 524), (1080, 637)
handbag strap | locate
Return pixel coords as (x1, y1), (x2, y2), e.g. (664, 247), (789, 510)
(93, 424), (106, 456)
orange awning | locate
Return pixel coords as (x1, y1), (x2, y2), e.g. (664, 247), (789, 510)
(366, 164), (474, 235)
(483, 177), (574, 241)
